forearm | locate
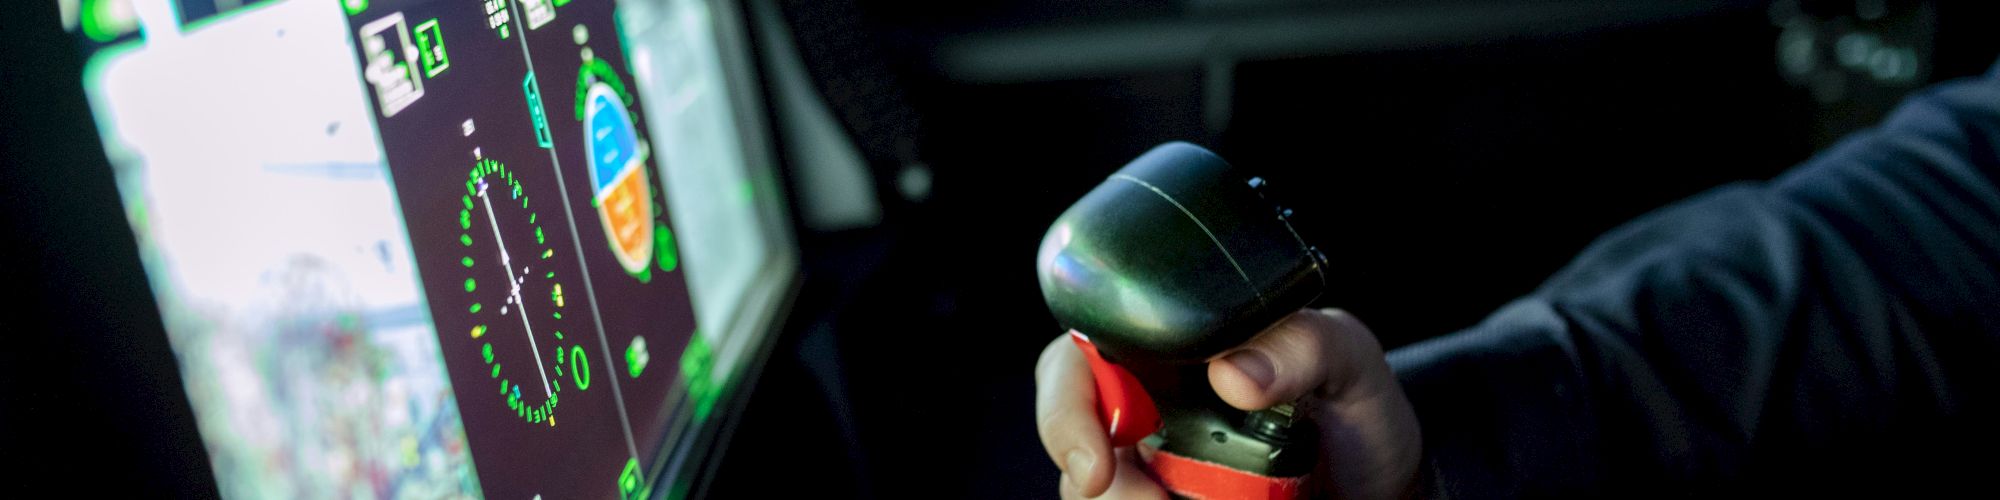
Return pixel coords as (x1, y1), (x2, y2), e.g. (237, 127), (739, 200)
(1387, 72), (2000, 497)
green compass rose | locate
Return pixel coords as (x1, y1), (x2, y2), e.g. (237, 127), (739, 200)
(459, 157), (592, 426)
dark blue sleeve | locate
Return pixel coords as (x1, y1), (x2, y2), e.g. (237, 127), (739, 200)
(1386, 72), (2000, 498)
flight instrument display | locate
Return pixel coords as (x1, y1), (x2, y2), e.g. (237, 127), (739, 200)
(70, 0), (757, 497)
(349, 0), (703, 498)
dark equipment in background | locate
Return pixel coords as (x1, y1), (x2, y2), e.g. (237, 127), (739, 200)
(712, 0), (2000, 498)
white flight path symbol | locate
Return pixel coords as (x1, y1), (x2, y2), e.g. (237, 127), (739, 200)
(479, 179), (554, 399)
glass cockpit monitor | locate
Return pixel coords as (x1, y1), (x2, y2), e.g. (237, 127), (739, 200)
(66, 0), (795, 497)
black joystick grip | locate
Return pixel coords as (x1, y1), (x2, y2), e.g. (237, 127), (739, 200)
(1037, 142), (1328, 499)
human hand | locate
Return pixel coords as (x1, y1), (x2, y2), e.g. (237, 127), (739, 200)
(1035, 308), (1422, 499)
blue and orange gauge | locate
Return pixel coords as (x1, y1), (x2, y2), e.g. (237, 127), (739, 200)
(582, 82), (654, 277)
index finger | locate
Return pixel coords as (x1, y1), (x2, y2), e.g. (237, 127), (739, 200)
(1036, 332), (1115, 497)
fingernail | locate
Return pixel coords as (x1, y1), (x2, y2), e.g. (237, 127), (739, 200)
(1065, 449), (1095, 488)
(1226, 350), (1276, 389)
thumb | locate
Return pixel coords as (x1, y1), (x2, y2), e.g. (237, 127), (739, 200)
(1206, 308), (1423, 500)
(1207, 308), (1387, 411)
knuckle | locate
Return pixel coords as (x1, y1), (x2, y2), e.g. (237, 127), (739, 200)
(1268, 315), (1331, 367)
(1038, 406), (1095, 460)
(1037, 410), (1069, 447)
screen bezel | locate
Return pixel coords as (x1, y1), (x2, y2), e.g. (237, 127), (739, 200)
(626, 0), (803, 496)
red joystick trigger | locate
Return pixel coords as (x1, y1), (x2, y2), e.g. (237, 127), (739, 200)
(1069, 331), (1161, 448)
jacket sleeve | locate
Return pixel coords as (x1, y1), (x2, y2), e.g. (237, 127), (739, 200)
(1386, 71), (2000, 497)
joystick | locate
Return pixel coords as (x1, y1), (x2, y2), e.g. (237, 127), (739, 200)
(1037, 142), (1328, 499)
